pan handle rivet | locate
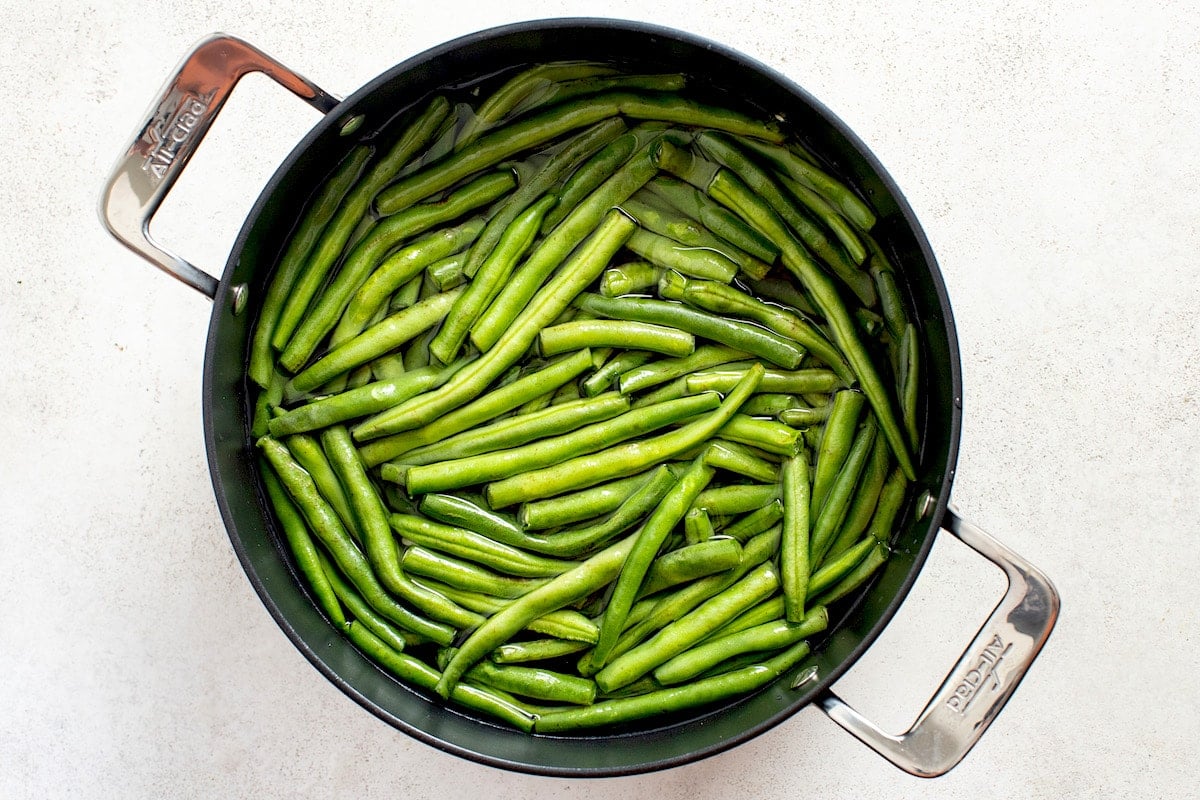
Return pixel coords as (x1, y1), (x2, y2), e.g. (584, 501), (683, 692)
(915, 490), (935, 521)
(790, 665), (819, 690)
(340, 114), (365, 137)
(230, 283), (248, 315)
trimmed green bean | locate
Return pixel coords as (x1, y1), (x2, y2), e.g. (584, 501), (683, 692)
(576, 293), (805, 369)
(807, 536), (876, 598)
(621, 192), (771, 280)
(811, 390), (866, 516)
(462, 658), (597, 706)
(810, 417), (877, 565)
(741, 393), (802, 417)
(692, 483), (779, 517)
(492, 638), (591, 664)
(809, 542), (889, 608)
(508, 73), (689, 120)
(718, 414), (804, 457)
(289, 288), (464, 394)
(624, 227), (739, 283)
(866, 468), (910, 544)
(484, 364), (763, 508)
(417, 578), (598, 643)
(898, 322), (920, 451)
(582, 350), (653, 397)
(703, 440), (779, 483)
(643, 537), (742, 596)
(540, 128), (643, 233)
(826, 429), (891, 560)
(316, 552), (411, 651)
(250, 145), (371, 388)
(519, 468), (661, 530)
(401, 546), (546, 599)
(645, 175), (778, 262)
(781, 454), (811, 623)
(390, 514), (576, 578)
(738, 135), (876, 230)
(721, 500), (784, 543)
(779, 403), (833, 427)
(617, 344), (747, 395)
(416, 494), (526, 548)
(283, 433), (359, 541)
(599, 261), (663, 297)
(778, 173), (867, 265)
(683, 507), (715, 545)
(539, 319), (695, 358)
(686, 367), (842, 396)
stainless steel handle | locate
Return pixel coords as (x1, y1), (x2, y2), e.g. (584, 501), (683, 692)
(99, 34), (339, 298)
(818, 508), (1060, 777)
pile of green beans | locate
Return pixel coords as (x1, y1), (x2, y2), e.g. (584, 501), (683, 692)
(249, 60), (919, 734)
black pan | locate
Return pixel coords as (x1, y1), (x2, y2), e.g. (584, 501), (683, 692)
(100, 19), (1059, 778)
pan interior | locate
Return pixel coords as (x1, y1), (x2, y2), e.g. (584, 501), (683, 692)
(203, 18), (961, 777)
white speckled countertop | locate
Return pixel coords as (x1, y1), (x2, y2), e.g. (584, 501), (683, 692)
(3, 1), (1198, 797)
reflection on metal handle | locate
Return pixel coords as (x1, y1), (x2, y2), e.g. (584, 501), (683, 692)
(99, 34), (339, 298)
(818, 508), (1060, 777)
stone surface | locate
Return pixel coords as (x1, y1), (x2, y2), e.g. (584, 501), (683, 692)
(2, 1), (1197, 797)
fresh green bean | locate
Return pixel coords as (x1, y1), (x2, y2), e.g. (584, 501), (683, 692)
(866, 468), (910, 544)
(484, 364), (763, 508)
(866, 235), (909, 341)
(781, 454), (811, 623)
(740, 393), (802, 417)
(461, 658), (597, 706)
(363, 211), (636, 438)
(809, 542), (889, 608)
(685, 367), (842, 396)
(406, 392), (719, 496)
(592, 456), (715, 669)
(898, 322), (920, 451)
(644, 537), (742, 598)
(540, 128), (643, 232)
(400, 546), (546, 599)
(595, 562), (780, 692)
(356, 349), (594, 463)
(645, 175), (778, 262)
(272, 96), (449, 354)
(621, 193), (771, 280)
(345, 621), (535, 732)
(539, 319), (696, 358)
(582, 350), (653, 397)
(703, 165), (916, 479)
(390, 514), (577, 578)
(779, 403), (833, 427)
(617, 344), (747, 395)
(692, 483), (779, 517)
(289, 288), (464, 394)
(575, 293), (805, 369)
(599, 261), (663, 297)
(492, 638), (591, 664)
(718, 414), (804, 457)
(811, 390), (866, 516)
(653, 606), (827, 685)
(624, 227), (740, 283)
(721, 500), (784, 543)
(508, 73), (689, 120)
(250, 145), (371, 388)
(807, 536), (876, 598)
(430, 196), (554, 363)
(744, 274), (819, 318)
(283, 432), (360, 541)
(315, 552), (412, 651)
(683, 507), (716, 545)
(416, 494), (525, 547)
(257, 437), (455, 644)
(825, 429), (891, 560)
(260, 462), (346, 628)
(267, 363), (449, 437)
(810, 417), (877, 565)
(426, 253), (467, 291)
(701, 440), (778, 483)
(395, 394), (631, 469)
(777, 173), (867, 265)
(417, 578), (598, 643)
(657, 271), (852, 381)
(518, 468), (662, 530)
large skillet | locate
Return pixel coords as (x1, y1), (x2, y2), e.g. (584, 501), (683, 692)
(100, 20), (1059, 778)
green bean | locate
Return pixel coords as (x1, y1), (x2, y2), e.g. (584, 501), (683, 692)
(329, 209), (491, 352)
(617, 344), (747, 395)
(595, 561), (779, 692)
(539, 319), (695, 358)
(781, 454), (811, 623)
(811, 390), (866, 515)
(740, 393), (801, 417)
(464, 118), (627, 277)
(257, 437), (455, 644)
(866, 468), (910, 544)
(825, 428), (891, 560)
(356, 349), (594, 463)
(271, 96), (450, 354)
(260, 462), (346, 628)
(576, 293), (804, 369)
(779, 403), (833, 427)
(461, 658), (597, 706)
(644, 175), (778, 262)
(364, 211), (636, 438)
(518, 468), (662, 530)
(289, 288), (464, 394)
(417, 578), (598, 642)
(653, 606), (827, 685)
(267, 363), (448, 437)
(685, 367), (842, 396)
(251, 369), (286, 437)
(644, 537), (742, 597)
(692, 484), (779, 517)
(807, 536), (876, 599)
(598, 261), (663, 297)
(778, 173), (867, 264)
(695, 132), (874, 306)
(390, 514), (577, 578)
(283, 432), (360, 541)
(657, 272), (852, 381)
(809, 542), (889, 608)
(744, 274), (819, 319)
(703, 165), (916, 479)
(540, 128), (643, 233)
(702, 441), (778, 483)
(492, 638), (590, 664)
(721, 500), (784, 543)
(426, 253), (467, 291)
(683, 507), (715, 545)
(582, 350), (653, 397)
(250, 145), (371, 387)
(345, 621), (535, 732)
(417, 493), (525, 547)
(396, 394), (631, 469)
(709, 595), (786, 640)
(592, 456), (715, 669)
(509, 73), (689, 120)
(454, 62), (618, 150)
(866, 235), (909, 341)
(401, 546), (546, 599)
(315, 552), (412, 652)
(621, 193), (771, 280)
(484, 364), (763, 508)
(624, 227), (740, 283)
(737, 135), (876, 231)
(406, 392), (719, 496)
(430, 196), (554, 364)
(718, 414), (804, 456)
(810, 417), (877, 565)
(898, 323), (920, 451)
(436, 530), (642, 696)
(470, 138), (662, 352)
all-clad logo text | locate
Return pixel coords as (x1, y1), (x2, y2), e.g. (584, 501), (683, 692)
(142, 93), (210, 180)
(945, 634), (1012, 714)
